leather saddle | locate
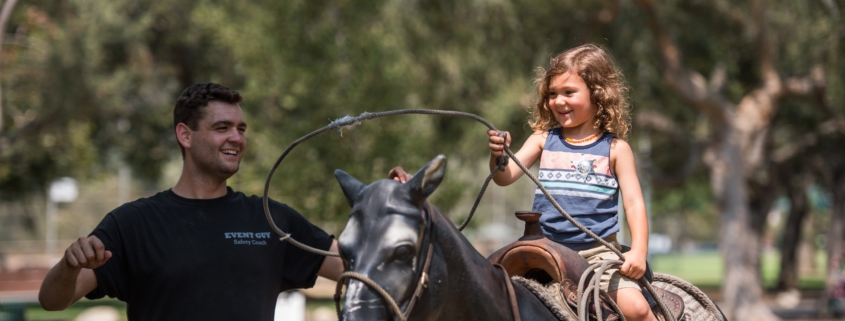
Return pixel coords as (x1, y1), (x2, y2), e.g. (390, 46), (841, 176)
(487, 211), (684, 320)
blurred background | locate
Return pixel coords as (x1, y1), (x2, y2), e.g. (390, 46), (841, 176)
(0, 0), (843, 320)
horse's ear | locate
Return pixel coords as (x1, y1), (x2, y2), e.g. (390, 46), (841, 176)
(334, 169), (367, 207)
(405, 155), (447, 206)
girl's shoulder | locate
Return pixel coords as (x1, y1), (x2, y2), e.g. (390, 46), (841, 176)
(609, 136), (629, 148)
(609, 137), (633, 164)
(527, 129), (549, 151)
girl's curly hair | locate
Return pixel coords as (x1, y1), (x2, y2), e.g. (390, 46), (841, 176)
(529, 44), (631, 140)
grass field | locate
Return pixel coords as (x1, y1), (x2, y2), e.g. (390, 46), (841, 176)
(650, 250), (828, 289)
(0, 299), (127, 321)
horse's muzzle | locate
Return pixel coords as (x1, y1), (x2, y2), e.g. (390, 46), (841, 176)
(341, 298), (390, 321)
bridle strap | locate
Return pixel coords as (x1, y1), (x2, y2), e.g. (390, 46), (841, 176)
(401, 237), (434, 320)
(402, 201), (436, 319)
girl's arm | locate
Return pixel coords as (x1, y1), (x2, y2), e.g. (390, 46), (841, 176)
(488, 130), (545, 186)
(611, 138), (649, 280)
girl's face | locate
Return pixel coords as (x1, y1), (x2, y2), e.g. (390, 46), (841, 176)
(547, 72), (597, 133)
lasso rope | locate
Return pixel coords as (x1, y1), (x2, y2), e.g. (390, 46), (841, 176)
(263, 109), (675, 320)
(263, 109), (499, 256)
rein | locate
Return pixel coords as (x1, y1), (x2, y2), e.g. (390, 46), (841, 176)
(333, 202), (436, 321)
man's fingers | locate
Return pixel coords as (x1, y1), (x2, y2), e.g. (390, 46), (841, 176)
(90, 236), (107, 262)
(388, 166), (412, 183)
(94, 250), (113, 267)
(64, 248), (81, 268)
(80, 241), (97, 265)
(62, 236), (110, 269)
(70, 245), (88, 267)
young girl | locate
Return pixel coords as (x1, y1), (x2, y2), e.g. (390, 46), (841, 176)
(488, 44), (656, 321)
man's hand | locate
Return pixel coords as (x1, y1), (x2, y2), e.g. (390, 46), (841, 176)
(40, 235), (109, 311)
(388, 166), (412, 183)
(63, 236), (112, 270)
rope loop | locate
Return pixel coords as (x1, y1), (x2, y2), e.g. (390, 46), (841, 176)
(264, 109), (501, 256)
(264, 109), (679, 321)
(575, 260), (677, 321)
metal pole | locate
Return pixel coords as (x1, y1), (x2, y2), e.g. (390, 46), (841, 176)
(46, 199), (57, 254)
(638, 132), (653, 258)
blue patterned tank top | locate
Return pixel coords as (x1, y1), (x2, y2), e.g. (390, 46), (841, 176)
(531, 129), (620, 250)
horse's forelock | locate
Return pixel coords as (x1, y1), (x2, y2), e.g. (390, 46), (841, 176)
(352, 180), (423, 220)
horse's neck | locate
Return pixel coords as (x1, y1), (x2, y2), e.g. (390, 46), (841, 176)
(413, 208), (559, 321)
(428, 210), (513, 311)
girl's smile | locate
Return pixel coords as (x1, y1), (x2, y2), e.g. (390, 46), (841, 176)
(547, 72), (598, 137)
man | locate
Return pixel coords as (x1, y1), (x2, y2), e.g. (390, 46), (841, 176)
(39, 83), (344, 320)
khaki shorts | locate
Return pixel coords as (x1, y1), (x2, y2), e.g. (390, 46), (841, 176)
(577, 236), (641, 292)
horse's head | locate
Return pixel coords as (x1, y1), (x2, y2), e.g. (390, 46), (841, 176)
(334, 155), (446, 321)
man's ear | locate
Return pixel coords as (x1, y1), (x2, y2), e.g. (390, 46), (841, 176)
(175, 123), (192, 149)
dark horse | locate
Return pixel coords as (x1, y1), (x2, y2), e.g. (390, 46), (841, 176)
(334, 155), (564, 321)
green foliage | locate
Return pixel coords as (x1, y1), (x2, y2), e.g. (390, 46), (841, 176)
(0, 0), (842, 242)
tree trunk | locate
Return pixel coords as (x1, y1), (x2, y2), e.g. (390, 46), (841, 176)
(748, 162), (779, 275)
(713, 131), (779, 320)
(633, 1), (829, 319)
(776, 174), (810, 291)
(819, 182), (845, 317)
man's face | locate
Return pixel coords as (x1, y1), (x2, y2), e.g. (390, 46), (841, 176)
(185, 101), (247, 179)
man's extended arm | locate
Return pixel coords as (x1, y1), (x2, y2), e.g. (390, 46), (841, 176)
(317, 239), (343, 281)
(39, 236), (111, 310)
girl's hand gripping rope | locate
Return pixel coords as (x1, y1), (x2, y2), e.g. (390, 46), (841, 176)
(488, 130), (511, 157)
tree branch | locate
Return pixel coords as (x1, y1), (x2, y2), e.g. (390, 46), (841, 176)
(634, 110), (705, 185)
(713, 0), (749, 29)
(633, 0), (732, 125)
(754, 0), (781, 96)
(771, 118), (845, 163)
(0, 0), (21, 133)
(0, 113), (60, 158)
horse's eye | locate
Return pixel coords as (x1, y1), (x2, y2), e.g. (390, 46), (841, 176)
(393, 244), (414, 262)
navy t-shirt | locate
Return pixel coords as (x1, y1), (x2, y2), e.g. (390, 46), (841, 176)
(85, 187), (333, 321)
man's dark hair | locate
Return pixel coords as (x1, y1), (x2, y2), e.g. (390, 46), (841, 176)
(173, 83), (243, 155)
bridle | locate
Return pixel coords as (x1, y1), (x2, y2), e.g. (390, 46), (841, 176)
(333, 202), (436, 321)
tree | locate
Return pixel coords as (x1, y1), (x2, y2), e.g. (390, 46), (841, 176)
(632, 0), (839, 319)
(0, 0), (241, 235)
